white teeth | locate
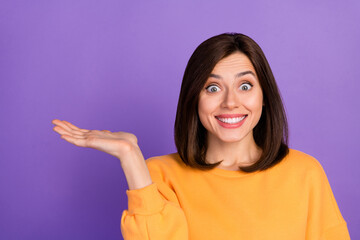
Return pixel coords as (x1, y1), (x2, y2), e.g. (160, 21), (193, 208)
(217, 116), (246, 124)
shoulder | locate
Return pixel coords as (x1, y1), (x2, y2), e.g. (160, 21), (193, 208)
(279, 148), (326, 177)
(273, 149), (333, 191)
(283, 148), (322, 167)
(145, 153), (190, 176)
(145, 153), (197, 190)
(146, 153), (184, 168)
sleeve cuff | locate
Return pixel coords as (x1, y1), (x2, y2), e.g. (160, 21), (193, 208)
(126, 183), (165, 215)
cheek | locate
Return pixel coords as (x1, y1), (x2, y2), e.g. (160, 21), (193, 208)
(198, 100), (210, 121)
(198, 97), (217, 125)
(243, 92), (263, 114)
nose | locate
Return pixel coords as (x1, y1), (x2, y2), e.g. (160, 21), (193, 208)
(221, 89), (238, 109)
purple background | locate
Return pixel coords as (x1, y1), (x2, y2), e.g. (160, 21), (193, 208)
(1, 0), (359, 239)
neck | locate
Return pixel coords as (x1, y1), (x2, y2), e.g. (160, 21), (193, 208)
(205, 133), (262, 171)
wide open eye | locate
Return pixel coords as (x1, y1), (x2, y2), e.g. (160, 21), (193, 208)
(239, 83), (253, 91)
(206, 85), (221, 93)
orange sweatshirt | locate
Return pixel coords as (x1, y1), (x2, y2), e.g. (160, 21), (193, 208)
(121, 149), (350, 239)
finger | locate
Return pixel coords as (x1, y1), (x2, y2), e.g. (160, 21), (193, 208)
(52, 119), (74, 133)
(53, 121), (88, 136)
(63, 120), (90, 133)
(53, 126), (86, 139)
(61, 134), (87, 147)
(53, 125), (70, 135)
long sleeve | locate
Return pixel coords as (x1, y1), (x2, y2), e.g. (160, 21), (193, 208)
(305, 160), (350, 240)
(120, 162), (189, 240)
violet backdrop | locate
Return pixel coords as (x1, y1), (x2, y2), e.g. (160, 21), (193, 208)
(0, 0), (359, 239)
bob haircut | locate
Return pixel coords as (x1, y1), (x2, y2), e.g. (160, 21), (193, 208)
(174, 33), (289, 172)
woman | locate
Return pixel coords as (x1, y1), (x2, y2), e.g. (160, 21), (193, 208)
(52, 33), (350, 239)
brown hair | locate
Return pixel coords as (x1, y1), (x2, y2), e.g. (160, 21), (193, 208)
(174, 33), (289, 172)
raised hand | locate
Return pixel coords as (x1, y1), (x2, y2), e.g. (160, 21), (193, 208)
(52, 119), (139, 159)
(51, 119), (152, 189)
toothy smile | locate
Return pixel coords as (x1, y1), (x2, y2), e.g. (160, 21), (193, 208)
(215, 115), (247, 124)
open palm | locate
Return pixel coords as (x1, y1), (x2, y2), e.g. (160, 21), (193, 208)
(52, 119), (139, 159)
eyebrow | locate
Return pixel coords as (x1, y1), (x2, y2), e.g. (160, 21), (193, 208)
(209, 70), (256, 79)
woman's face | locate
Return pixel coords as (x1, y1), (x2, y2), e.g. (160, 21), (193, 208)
(198, 52), (263, 145)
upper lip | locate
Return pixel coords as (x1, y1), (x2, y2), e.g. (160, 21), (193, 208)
(215, 114), (247, 118)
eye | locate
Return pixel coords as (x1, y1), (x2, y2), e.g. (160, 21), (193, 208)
(239, 83), (253, 91)
(206, 85), (221, 93)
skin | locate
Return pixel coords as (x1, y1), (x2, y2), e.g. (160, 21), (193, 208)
(198, 52), (263, 170)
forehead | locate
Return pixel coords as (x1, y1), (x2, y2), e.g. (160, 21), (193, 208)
(212, 52), (256, 74)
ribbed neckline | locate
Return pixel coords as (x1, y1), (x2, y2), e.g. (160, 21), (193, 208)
(205, 166), (260, 178)
(170, 152), (262, 178)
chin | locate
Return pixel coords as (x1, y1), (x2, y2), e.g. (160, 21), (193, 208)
(218, 136), (244, 143)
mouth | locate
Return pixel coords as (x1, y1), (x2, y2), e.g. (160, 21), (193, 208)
(215, 114), (247, 128)
(215, 116), (246, 124)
